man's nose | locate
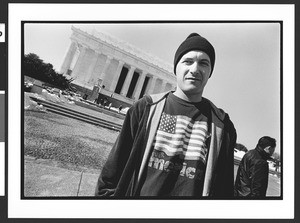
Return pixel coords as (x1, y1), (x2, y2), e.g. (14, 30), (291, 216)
(190, 62), (201, 74)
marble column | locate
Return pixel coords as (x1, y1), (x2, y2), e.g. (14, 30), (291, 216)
(133, 71), (147, 100)
(88, 51), (102, 85)
(71, 45), (87, 80)
(60, 41), (77, 74)
(161, 80), (167, 93)
(120, 65), (136, 96)
(109, 60), (125, 92)
(69, 48), (80, 71)
(99, 55), (113, 81)
(165, 83), (175, 92)
(84, 50), (99, 84)
(147, 76), (158, 94)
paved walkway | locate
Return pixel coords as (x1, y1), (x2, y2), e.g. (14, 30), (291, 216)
(24, 156), (99, 197)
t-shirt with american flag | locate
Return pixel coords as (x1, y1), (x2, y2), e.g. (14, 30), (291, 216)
(140, 93), (211, 196)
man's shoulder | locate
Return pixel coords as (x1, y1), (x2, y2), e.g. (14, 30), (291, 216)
(129, 91), (169, 112)
(149, 91), (170, 104)
(245, 149), (267, 163)
(130, 95), (149, 112)
(241, 150), (257, 164)
(202, 97), (232, 123)
(243, 149), (255, 159)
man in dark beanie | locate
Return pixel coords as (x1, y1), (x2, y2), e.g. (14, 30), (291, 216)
(174, 33), (215, 77)
(96, 33), (237, 198)
(234, 136), (276, 197)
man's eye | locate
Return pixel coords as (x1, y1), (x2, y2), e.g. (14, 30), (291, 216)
(201, 61), (210, 66)
(183, 60), (193, 65)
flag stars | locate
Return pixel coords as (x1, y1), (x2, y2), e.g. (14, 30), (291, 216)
(158, 113), (177, 133)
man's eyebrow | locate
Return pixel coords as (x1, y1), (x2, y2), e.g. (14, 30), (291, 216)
(182, 56), (193, 60)
(181, 56), (211, 63)
(201, 58), (211, 63)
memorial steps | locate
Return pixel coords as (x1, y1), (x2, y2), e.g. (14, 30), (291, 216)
(29, 96), (122, 132)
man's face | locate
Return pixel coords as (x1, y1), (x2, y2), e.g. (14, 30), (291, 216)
(269, 147), (276, 156)
(175, 50), (212, 99)
(265, 146), (276, 156)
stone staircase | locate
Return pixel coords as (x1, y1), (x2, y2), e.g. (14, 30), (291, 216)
(29, 96), (122, 132)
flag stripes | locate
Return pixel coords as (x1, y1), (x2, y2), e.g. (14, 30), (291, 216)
(153, 112), (208, 162)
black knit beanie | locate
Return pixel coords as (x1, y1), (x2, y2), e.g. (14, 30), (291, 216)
(173, 33), (215, 77)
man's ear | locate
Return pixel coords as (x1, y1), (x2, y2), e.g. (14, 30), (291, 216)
(264, 146), (271, 153)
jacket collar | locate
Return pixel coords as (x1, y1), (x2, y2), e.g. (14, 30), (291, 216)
(146, 91), (227, 122)
(145, 91), (170, 105)
(255, 146), (271, 160)
(201, 97), (226, 122)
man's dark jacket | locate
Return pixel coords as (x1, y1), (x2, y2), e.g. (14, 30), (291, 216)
(95, 92), (237, 197)
(234, 147), (270, 197)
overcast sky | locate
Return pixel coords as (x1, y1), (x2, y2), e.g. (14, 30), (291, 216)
(24, 23), (281, 153)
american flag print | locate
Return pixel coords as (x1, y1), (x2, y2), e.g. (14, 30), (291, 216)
(153, 112), (209, 163)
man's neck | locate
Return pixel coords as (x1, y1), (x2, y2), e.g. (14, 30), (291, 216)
(173, 89), (203, 103)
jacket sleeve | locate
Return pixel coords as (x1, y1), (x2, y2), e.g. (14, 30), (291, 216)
(222, 117), (237, 197)
(94, 98), (147, 196)
(213, 114), (237, 198)
(250, 161), (269, 197)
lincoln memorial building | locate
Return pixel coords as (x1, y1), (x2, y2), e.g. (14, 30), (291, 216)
(60, 26), (176, 107)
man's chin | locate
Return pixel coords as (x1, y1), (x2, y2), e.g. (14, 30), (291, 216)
(182, 88), (203, 96)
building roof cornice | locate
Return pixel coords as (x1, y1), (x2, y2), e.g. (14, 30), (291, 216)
(71, 26), (174, 74)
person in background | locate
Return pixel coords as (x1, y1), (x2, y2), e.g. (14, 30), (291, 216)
(103, 97), (108, 106)
(95, 33), (237, 197)
(108, 102), (112, 110)
(234, 136), (276, 197)
(118, 105), (123, 113)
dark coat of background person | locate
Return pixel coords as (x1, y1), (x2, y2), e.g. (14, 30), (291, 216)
(234, 146), (271, 197)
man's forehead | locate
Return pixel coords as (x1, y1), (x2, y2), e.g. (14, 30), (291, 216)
(181, 50), (210, 59)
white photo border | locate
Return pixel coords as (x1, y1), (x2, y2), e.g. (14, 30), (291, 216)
(0, 88), (4, 196)
(8, 3), (295, 219)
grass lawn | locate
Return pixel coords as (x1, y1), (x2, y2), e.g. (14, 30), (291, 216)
(24, 110), (119, 173)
